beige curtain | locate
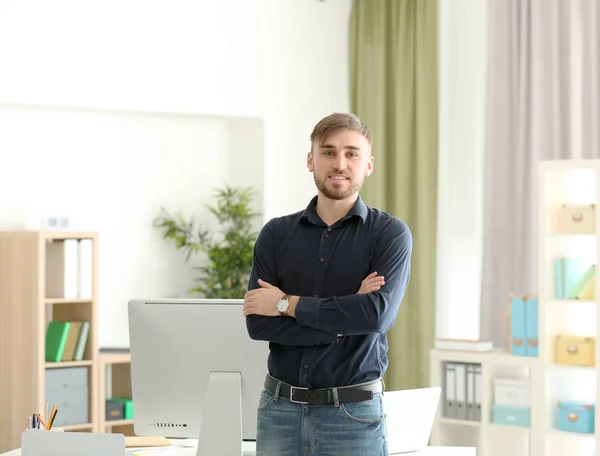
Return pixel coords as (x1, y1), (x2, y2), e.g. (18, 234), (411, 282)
(480, 0), (600, 345)
(349, 0), (438, 390)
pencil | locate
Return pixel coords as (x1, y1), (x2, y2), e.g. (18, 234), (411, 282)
(35, 413), (46, 428)
(46, 405), (56, 430)
(47, 407), (58, 430)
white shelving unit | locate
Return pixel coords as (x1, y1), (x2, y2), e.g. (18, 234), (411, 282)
(538, 159), (598, 456)
(430, 159), (600, 456)
(430, 349), (540, 456)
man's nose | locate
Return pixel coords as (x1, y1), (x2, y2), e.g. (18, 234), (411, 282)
(333, 155), (347, 170)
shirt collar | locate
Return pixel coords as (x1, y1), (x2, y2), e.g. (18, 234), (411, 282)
(300, 195), (368, 226)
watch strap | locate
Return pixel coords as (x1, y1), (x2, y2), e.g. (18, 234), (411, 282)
(279, 294), (290, 316)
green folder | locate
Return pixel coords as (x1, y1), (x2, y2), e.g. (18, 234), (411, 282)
(569, 265), (596, 299)
(45, 321), (71, 362)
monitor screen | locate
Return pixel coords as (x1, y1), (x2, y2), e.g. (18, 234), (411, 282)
(128, 298), (269, 449)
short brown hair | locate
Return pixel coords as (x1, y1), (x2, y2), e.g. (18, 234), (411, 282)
(309, 112), (372, 151)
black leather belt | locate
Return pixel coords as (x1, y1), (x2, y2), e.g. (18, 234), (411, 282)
(264, 375), (383, 405)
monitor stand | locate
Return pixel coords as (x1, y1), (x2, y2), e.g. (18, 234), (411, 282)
(197, 371), (243, 456)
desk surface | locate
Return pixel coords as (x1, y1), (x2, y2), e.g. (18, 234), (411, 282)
(2, 438), (475, 455)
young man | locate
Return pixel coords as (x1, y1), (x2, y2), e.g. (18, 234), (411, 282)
(244, 112), (412, 456)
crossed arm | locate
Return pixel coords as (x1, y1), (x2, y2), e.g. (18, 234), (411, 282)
(244, 219), (412, 346)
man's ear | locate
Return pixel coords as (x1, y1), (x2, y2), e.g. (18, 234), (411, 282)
(307, 151), (314, 172)
(366, 155), (374, 177)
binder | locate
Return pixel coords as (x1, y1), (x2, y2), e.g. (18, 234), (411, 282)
(45, 239), (79, 299)
(61, 321), (83, 361)
(525, 297), (539, 357)
(569, 265), (596, 298)
(455, 364), (467, 419)
(555, 258), (591, 299)
(474, 365), (482, 421)
(466, 364), (475, 420)
(45, 321), (71, 362)
(73, 321), (90, 361)
(510, 296), (526, 356)
(444, 363), (456, 418)
(77, 239), (94, 299)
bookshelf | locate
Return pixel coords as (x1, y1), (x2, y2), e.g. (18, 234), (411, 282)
(98, 349), (134, 436)
(429, 349), (540, 456)
(0, 231), (99, 453)
(538, 159), (598, 456)
(429, 159), (600, 456)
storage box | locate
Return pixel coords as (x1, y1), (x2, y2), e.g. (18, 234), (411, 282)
(560, 204), (595, 234)
(556, 335), (595, 367)
(45, 367), (89, 426)
(107, 398), (133, 419)
(105, 401), (123, 421)
(557, 402), (595, 434)
(492, 405), (530, 428)
(494, 379), (530, 407)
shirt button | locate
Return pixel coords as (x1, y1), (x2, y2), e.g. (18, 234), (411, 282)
(303, 374), (308, 379)
(319, 258), (325, 263)
(304, 364), (309, 369)
(327, 227), (332, 232)
(314, 294), (319, 298)
(324, 234), (330, 238)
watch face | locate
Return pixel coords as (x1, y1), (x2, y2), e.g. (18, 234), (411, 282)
(277, 299), (289, 312)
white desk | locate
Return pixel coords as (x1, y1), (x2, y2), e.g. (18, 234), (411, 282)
(2, 439), (474, 456)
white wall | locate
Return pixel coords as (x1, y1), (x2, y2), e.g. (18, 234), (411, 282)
(0, 105), (266, 347)
(436, 0), (488, 340)
(0, 0), (352, 217)
(0, 0), (353, 347)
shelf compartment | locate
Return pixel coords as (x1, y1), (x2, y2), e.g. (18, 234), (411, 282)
(61, 422), (94, 431)
(45, 299), (93, 305)
(438, 418), (481, 428)
(45, 360), (93, 369)
(105, 419), (133, 427)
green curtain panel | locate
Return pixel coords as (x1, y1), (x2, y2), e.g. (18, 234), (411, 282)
(350, 0), (438, 390)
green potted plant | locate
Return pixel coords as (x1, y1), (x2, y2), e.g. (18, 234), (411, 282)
(153, 185), (260, 299)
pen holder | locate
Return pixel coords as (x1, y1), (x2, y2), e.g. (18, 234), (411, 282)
(24, 427), (64, 432)
(22, 430), (125, 456)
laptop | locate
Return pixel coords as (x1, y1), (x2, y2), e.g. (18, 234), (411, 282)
(383, 387), (441, 454)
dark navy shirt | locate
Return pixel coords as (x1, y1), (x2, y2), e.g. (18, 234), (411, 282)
(246, 195), (412, 389)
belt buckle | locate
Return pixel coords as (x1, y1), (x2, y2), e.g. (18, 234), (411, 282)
(289, 386), (309, 404)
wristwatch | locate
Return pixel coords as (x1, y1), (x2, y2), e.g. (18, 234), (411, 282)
(277, 294), (290, 316)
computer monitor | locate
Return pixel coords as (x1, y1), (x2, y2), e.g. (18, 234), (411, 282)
(128, 298), (270, 456)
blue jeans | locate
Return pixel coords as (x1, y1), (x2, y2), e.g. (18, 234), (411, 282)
(256, 383), (389, 456)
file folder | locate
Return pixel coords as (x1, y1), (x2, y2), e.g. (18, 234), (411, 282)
(474, 365), (482, 421)
(444, 363), (456, 418)
(510, 296), (527, 356)
(466, 364), (475, 421)
(525, 297), (538, 357)
(455, 364), (467, 420)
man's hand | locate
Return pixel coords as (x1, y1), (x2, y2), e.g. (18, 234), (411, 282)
(357, 272), (385, 294)
(243, 279), (285, 317)
(243, 272), (383, 319)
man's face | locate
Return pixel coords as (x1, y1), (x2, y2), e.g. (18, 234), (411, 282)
(307, 129), (374, 201)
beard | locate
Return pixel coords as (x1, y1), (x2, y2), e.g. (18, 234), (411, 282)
(313, 174), (363, 200)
